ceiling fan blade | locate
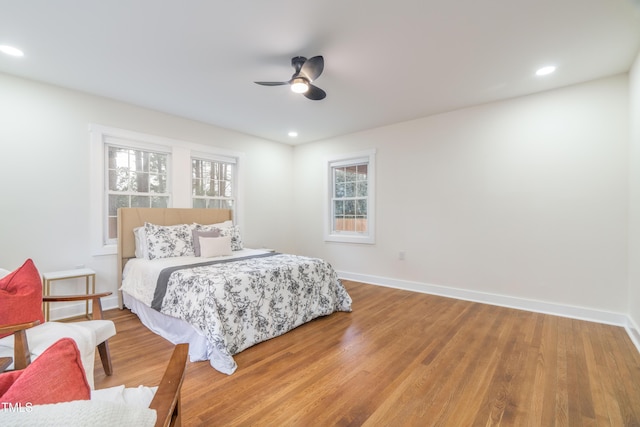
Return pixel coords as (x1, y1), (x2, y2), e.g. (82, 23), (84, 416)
(299, 56), (324, 81)
(254, 81), (289, 86)
(304, 84), (326, 101)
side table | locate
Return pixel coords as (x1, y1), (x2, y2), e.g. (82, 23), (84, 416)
(42, 268), (96, 321)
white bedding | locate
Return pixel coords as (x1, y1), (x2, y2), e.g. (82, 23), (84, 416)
(121, 248), (270, 306)
(122, 291), (211, 363)
(121, 249), (352, 374)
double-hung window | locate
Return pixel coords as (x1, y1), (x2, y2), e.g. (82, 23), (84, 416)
(192, 156), (235, 209)
(106, 144), (170, 243)
(325, 149), (376, 244)
(90, 124), (242, 255)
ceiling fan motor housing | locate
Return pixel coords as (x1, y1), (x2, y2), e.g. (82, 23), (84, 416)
(291, 56), (307, 76)
(255, 55), (326, 100)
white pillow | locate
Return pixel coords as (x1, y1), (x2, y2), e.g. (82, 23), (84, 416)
(199, 235), (232, 258)
(192, 229), (220, 257)
(133, 227), (149, 259)
(0, 268), (10, 279)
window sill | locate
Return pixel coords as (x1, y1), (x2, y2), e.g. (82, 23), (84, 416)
(324, 234), (375, 245)
(92, 243), (117, 256)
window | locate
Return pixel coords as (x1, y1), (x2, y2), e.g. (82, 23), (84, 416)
(192, 157), (235, 209)
(106, 146), (170, 242)
(325, 149), (376, 244)
(333, 163), (368, 232)
(90, 124), (243, 255)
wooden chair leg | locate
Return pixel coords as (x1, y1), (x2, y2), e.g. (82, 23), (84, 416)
(97, 340), (113, 376)
(13, 329), (31, 370)
(173, 393), (182, 427)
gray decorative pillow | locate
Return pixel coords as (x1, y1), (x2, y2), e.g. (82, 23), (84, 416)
(197, 224), (243, 251)
(192, 229), (221, 257)
(144, 222), (195, 260)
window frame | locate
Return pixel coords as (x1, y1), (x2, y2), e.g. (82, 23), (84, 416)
(324, 149), (376, 244)
(90, 124), (244, 255)
(191, 151), (237, 210)
(104, 139), (173, 245)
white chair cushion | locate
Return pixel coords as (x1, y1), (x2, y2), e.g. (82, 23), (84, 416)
(0, 322), (97, 388)
(91, 384), (158, 407)
(73, 320), (116, 344)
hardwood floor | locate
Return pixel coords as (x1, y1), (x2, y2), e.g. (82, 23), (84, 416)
(94, 281), (640, 426)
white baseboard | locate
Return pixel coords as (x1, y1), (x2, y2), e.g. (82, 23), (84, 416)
(48, 273), (640, 356)
(626, 317), (640, 354)
(48, 294), (120, 321)
(337, 271), (629, 327)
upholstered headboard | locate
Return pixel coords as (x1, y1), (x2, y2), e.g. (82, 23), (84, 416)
(116, 207), (233, 308)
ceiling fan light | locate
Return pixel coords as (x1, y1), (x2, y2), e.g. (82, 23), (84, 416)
(291, 78), (309, 93)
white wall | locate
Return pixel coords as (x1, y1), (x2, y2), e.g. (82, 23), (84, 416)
(0, 72), (294, 315)
(1, 70), (635, 326)
(629, 51), (640, 338)
(293, 75), (630, 317)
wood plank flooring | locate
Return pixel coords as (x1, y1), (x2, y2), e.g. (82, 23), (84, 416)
(94, 281), (640, 426)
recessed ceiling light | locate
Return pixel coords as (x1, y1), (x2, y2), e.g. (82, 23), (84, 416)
(536, 65), (556, 76)
(288, 131), (298, 137)
(0, 45), (24, 57)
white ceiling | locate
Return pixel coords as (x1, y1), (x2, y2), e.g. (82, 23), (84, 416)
(1, 0), (639, 145)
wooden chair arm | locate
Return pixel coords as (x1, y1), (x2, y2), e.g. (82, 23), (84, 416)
(0, 320), (41, 370)
(43, 292), (112, 302)
(149, 343), (189, 427)
(0, 320), (41, 336)
(43, 292), (112, 320)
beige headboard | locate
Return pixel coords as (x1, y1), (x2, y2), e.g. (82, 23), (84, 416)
(116, 207), (233, 308)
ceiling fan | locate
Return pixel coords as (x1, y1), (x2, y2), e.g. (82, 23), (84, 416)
(255, 55), (326, 100)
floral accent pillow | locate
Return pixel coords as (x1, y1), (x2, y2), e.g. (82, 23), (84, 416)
(219, 225), (244, 251)
(197, 224), (243, 251)
(144, 223), (195, 259)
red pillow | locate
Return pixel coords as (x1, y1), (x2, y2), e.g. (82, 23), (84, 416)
(0, 371), (20, 396)
(0, 338), (90, 404)
(0, 259), (45, 338)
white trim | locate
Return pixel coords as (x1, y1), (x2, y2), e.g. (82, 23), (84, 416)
(89, 126), (114, 256)
(325, 149), (377, 163)
(337, 270), (629, 326)
(626, 317), (640, 354)
(191, 151), (238, 164)
(104, 136), (172, 154)
(324, 149), (376, 244)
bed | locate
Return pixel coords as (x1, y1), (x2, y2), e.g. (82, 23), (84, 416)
(117, 208), (352, 375)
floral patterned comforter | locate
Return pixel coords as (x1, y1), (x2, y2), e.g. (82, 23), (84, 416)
(156, 253), (352, 374)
